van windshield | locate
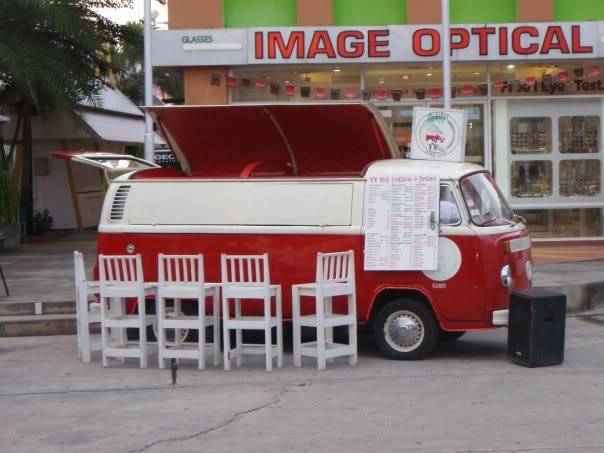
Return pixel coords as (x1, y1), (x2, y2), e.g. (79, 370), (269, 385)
(460, 172), (515, 227)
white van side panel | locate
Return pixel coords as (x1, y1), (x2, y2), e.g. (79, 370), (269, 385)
(127, 181), (354, 226)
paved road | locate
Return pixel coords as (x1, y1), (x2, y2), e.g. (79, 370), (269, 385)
(1, 315), (603, 453)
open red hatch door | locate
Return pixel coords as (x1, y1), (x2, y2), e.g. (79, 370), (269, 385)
(146, 103), (399, 177)
(51, 152), (160, 173)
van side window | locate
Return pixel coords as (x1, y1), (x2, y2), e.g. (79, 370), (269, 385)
(440, 185), (461, 226)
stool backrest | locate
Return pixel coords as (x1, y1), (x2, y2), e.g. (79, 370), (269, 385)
(158, 254), (204, 284)
(316, 251), (355, 285)
(74, 251), (87, 287)
(98, 254), (143, 284)
(221, 254), (270, 287)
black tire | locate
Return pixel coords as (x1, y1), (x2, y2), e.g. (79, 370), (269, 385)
(439, 330), (466, 342)
(373, 298), (438, 360)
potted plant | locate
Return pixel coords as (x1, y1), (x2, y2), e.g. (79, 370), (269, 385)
(0, 167), (21, 249)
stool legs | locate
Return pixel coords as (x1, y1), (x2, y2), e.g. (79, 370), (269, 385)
(156, 296), (166, 369)
(276, 288), (283, 368)
(348, 294), (358, 366)
(316, 294), (326, 371)
(212, 288), (220, 367)
(235, 298), (242, 367)
(264, 295), (272, 373)
(325, 296), (334, 364)
(222, 296), (231, 371)
(292, 287), (301, 368)
(198, 296), (206, 371)
(138, 294), (148, 369)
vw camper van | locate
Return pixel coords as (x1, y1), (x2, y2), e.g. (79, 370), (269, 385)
(55, 103), (532, 359)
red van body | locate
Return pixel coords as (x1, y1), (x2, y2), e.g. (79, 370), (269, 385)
(56, 103), (532, 359)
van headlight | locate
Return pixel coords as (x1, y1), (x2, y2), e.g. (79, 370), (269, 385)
(501, 265), (512, 288)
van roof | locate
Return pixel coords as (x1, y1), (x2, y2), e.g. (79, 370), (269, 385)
(145, 103), (399, 177)
(366, 159), (485, 180)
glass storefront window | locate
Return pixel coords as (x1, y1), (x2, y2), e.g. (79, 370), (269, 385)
(510, 117), (552, 154)
(511, 161), (553, 198)
(516, 208), (603, 238)
(231, 65), (361, 102)
(559, 160), (601, 197)
(559, 116), (600, 154)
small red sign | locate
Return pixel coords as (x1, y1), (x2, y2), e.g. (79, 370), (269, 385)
(345, 88), (357, 99)
(315, 87), (326, 98)
(589, 65), (600, 77)
(285, 84), (296, 96)
(226, 76), (238, 88)
(255, 79), (266, 88)
(461, 85), (474, 95)
(429, 88), (442, 99)
(558, 71), (569, 82)
(494, 80), (505, 90)
(375, 89), (388, 101)
(526, 76), (536, 87)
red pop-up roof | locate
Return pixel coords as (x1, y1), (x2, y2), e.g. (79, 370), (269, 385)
(146, 103), (398, 177)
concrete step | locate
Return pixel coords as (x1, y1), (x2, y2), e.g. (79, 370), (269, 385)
(0, 314), (80, 337)
(0, 300), (75, 316)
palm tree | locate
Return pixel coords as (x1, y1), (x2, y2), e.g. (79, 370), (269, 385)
(114, 20), (183, 105)
(0, 0), (133, 234)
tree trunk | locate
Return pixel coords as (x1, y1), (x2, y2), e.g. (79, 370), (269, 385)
(20, 99), (33, 236)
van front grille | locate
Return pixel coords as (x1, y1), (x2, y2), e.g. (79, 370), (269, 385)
(110, 185), (131, 220)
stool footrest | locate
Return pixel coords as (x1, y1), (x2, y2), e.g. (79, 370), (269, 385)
(161, 316), (214, 329)
(299, 341), (354, 359)
(160, 344), (219, 359)
(224, 316), (278, 330)
(230, 343), (279, 357)
(298, 314), (355, 328)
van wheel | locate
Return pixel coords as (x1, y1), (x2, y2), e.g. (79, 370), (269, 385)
(439, 330), (466, 342)
(373, 299), (438, 360)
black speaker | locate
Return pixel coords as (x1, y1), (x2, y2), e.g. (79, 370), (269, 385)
(508, 289), (566, 367)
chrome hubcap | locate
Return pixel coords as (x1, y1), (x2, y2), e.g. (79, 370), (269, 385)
(384, 310), (424, 353)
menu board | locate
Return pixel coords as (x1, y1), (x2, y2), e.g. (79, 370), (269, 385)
(364, 173), (439, 271)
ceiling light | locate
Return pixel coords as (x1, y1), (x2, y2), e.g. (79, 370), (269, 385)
(506, 64), (515, 70)
(378, 79), (385, 84)
(427, 73), (433, 77)
(474, 72), (480, 75)
(333, 68), (341, 72)
(402, 75), (409, 79)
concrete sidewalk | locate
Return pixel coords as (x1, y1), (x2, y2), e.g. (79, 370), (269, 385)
(1, 317), (603, 452)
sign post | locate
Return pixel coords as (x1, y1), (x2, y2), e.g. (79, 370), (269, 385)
(143, 0), (154, 162)
(442, 0), (452, 109)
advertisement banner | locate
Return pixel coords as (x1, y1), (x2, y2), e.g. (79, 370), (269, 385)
(364, 172), (439, 271)
(410, 108), (467, 162)
(152, 22), (604, 67)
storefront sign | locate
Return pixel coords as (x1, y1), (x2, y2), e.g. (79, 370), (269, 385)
(410, 108), (466, 162)
(153, 22), (604, 67)
(364, 172), (439, 271)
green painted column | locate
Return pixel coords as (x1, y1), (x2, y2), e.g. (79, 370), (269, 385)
(333, 0), (407, 25)
(224, 0), (297, 27)
(450, 0), (516, 23)
(554, 0), (604, 21)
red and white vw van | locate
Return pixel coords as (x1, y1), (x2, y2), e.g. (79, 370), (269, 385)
(55, 103), (532, 359)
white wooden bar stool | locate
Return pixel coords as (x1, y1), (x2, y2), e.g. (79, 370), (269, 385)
(156, 254), (220, 370)
(74, 251), (101, 363)
(221, 254), (283, 372)
(292, 250), (358, 370)
(98, 254), (156, 368)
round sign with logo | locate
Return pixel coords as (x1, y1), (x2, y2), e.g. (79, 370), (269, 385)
(410, 108), (466, 162)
